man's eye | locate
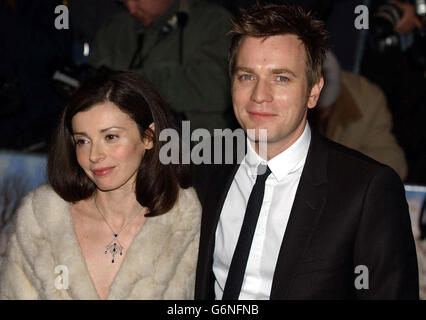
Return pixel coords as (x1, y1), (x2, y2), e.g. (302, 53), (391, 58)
(275, 76), (289, 82)
(239, 74), (253, 81)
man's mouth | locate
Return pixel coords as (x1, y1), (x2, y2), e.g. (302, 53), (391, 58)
(248, 111), (276, 119)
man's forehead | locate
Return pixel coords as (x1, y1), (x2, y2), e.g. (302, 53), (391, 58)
(236, 34), (307, 67)
(239, 34), (305, 50)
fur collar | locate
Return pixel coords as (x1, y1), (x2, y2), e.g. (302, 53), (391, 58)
(17, 184), (201, 299)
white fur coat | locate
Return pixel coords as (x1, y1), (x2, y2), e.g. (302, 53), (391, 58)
(0, 184), (201, 300)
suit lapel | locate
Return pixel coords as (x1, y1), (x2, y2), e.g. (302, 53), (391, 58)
(203, 162), (241, 249)
(270, 130), (328, 299)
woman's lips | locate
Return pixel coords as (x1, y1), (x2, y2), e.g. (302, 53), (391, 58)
(92, 167), (114, 176)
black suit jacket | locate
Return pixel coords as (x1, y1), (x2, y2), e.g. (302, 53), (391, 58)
(193, 130), (419, 299)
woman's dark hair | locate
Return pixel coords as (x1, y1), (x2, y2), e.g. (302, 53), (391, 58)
(48, 71), (191, 217)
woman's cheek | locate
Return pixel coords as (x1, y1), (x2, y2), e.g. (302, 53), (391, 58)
(112, 144), (132, 161)
(75, 148), (87, 167)
(114, 140), (144, 162)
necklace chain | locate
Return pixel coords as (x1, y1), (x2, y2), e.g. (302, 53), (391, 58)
(94, 196), (144, 263)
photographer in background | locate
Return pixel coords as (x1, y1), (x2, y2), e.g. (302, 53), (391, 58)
(392, 0), (423, 34)
(88, 0), (233, 132)
(361, 0), (426, 185)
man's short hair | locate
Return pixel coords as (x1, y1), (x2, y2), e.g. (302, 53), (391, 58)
(228, 3), (330, 91)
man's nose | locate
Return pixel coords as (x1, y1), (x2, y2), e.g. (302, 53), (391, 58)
(250, 79), (273, 104)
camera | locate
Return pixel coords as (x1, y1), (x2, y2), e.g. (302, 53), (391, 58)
(371, 1), (404, 51)
(370, 0), (426, 69)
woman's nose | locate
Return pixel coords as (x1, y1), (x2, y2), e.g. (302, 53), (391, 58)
(89, 142), (106, 163)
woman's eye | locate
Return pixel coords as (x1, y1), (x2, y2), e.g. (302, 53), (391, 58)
(106, 134), (118, 141)
(74, 138), (88, 146)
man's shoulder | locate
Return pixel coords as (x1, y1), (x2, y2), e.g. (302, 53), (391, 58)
(317, 132), (401, 184)
(321, 133), (380, 163)
(319, 132), (382, 167)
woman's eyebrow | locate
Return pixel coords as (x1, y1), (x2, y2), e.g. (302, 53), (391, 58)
(99, 126), (126, 133)
(72, 127), (126, 135)
(72, 131), (88, 136)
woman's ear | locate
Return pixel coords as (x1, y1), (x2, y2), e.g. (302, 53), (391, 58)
(143, 122), (155, 150)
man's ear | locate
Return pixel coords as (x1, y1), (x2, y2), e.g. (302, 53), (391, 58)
(143, 122), (155, 150)
(307, 77), (324, 109)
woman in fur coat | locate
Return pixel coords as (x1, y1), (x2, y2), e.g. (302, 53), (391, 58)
(0, 71), (201, 299)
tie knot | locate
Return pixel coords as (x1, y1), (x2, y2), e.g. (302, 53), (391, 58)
(256, 164), (271, 183)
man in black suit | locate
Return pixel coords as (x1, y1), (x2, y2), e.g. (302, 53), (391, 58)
(193, 3), (419, 299)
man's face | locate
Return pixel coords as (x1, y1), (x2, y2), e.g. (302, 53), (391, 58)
(121, 0), (174, 26)
(231, 34), (324, 158)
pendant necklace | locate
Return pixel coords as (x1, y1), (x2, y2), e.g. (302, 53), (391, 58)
(94, 196), (143, 263)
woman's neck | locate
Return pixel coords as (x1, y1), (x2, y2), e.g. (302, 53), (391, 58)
(93, 186), (145, 229)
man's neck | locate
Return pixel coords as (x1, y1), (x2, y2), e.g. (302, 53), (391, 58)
(139, 0), (179, 28)
(252, 120), (309, 161)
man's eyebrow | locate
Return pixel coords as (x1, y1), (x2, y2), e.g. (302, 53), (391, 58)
(72, 127), (125, 135)
(234, 66), (255, 73)
(271, 68), (297, 78)
(234, 66), (297, 78)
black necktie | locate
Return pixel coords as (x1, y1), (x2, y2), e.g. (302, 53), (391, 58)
(222, 164), (272, 300)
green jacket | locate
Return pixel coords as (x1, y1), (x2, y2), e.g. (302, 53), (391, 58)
(89, 0), (233, 132)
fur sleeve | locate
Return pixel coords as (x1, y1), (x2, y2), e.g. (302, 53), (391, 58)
(0, 192), (41, 299)
(162, 187), (201, 300)
(165, 228), (200, 300)
(183, 231), (200, 299)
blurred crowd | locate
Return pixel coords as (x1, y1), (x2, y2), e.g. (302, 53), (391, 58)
(0, 0), (425, 184)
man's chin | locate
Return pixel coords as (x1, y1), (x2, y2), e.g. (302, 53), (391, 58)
(245, 127), (271, 142)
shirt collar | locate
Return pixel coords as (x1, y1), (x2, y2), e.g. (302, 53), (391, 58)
(243, 122), (312, 182)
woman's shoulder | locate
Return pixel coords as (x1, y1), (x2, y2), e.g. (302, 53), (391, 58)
(30, 183), (62, 200)
(13, 184), (70, 235)
(177, 186), (200, 205)
(154, 186), (201, 232)
(23, 184), (69, 214)
(176, 187), (202, 217)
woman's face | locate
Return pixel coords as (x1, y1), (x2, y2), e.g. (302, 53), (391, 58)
(71, 101), (153, 192)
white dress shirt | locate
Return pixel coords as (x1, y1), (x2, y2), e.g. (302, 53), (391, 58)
(213, 123), (312, 299)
